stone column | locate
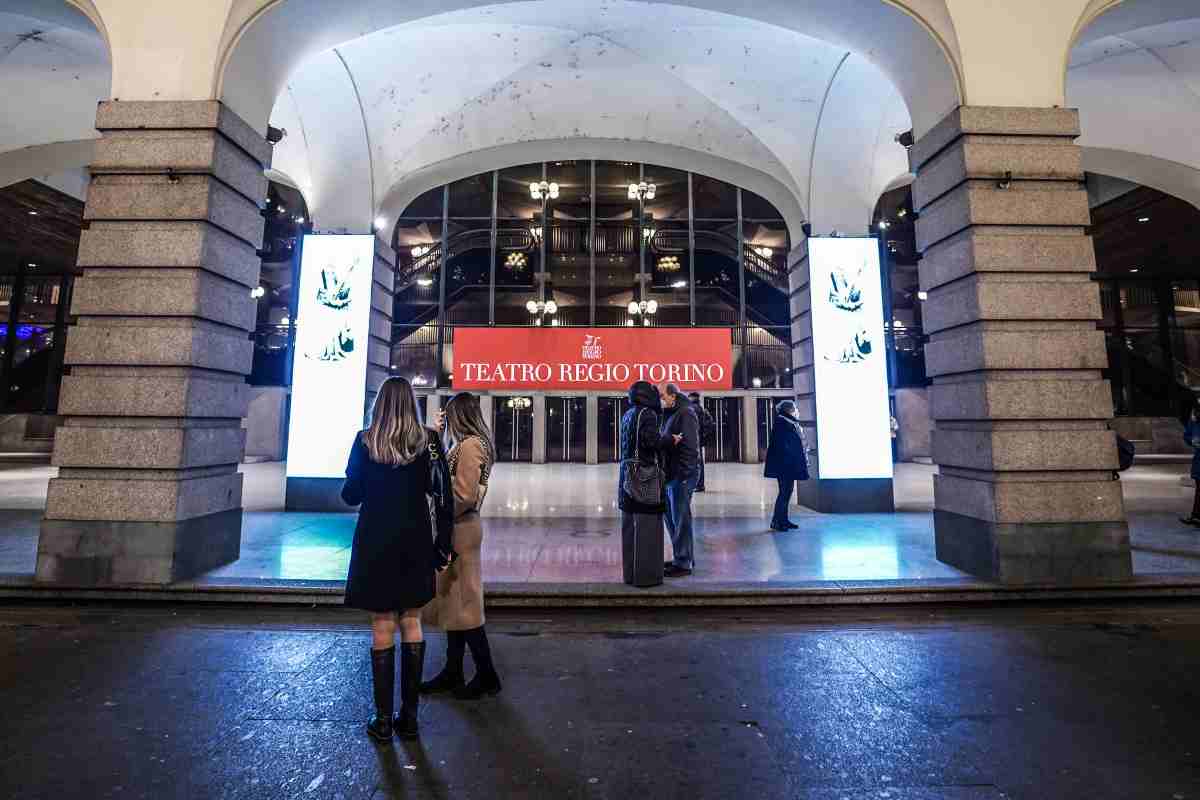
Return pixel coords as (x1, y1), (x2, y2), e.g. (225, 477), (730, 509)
(36, 101), (271, 585)
(425, 394), (442, 427)
(531, 394), (547, 464)
(585, 394), (599, 465)
(366, 236), (395, 416)
(478, 394), (494, 433)
(911, 106), (1130, 583)
(790, 239), (895, 513)
(740, 394), (758, 464)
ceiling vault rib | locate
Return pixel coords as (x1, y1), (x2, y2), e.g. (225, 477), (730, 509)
(806, 50), (851, 230)
(334, 46), (376, 226)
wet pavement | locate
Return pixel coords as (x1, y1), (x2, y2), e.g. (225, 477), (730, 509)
(1, 601), (1199, 799)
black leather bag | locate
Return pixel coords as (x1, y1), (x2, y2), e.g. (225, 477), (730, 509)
(622, 408), (664, 506)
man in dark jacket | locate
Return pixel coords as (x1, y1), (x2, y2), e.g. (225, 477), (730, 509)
(657, 383), (701, 577)
(688, 392), (715, 492)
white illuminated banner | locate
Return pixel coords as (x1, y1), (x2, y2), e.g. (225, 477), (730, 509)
(286, 234), (375, 479)
(808, 237), (893, 480)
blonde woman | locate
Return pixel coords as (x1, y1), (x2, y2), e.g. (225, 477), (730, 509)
(342, 377), (454, 741)
(421, 392), (502, 699)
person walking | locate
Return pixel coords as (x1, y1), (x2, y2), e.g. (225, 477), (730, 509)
(688, 391), (716, 492)
(342, 377), (454, 741)
(618, 381), (667, 587)
(657, 383), (701, 577)
(420, 392), (503, 699)
(1182, 403), (1200, 527)
(764, 399), (810, 532)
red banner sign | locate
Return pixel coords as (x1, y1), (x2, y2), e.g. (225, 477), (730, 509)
(453, 327), (732, 391)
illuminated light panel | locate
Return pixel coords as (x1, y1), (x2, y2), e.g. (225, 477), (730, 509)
(285, 234), (375, 479)
(808, 237), (893, 480)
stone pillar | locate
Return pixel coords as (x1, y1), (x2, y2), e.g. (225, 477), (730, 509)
(911, 106), (1130, 583)
(36, 101), (271, 586)
(366, 237), (395, 416)
(425, 394), (441, 427)
(478, 394), (493, 431)
(740, 394), (758, 464)
(585, 394), (599, 465)
(531, 394), (547, 464)
(790, 239), (895, 513)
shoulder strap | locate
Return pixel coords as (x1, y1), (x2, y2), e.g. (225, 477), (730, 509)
(633, 408), (644, 461)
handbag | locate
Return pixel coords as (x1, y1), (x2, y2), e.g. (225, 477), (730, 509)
(621, 408), (664, 505)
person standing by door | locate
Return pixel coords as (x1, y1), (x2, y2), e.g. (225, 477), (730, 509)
(764, 399), (810, 532)
(618, 380), (667, 587)
(342, 377), (454, 741)
(421, 392), (502, 699)
(1182, 403), (1200, 527)
(658, 383), (701, 577)
(688, 391), (716, 492)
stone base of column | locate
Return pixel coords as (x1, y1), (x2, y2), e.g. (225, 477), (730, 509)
(934, 510), (1132, 584)
(796, 478), (894, 514)
(35, 509), (242, 585)
(285, 477), (353, 512)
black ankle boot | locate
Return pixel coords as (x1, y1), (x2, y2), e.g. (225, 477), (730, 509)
(394, 641), (425, 739)
(454, 626), (502, 700)
(420, 631), (465, 694)
(367, 646), (395, 741)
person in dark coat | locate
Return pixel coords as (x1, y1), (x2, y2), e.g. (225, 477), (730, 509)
(689, 391), (715, 492)
(343, 376), (454, 742)
(1182, 404), (1200, 527)
(764, 399), (810, 531)
(657, 383), (701, 576)
(618, 381), (667, 587)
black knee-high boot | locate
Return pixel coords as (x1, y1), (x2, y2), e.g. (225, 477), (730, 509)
(367, 646), (395, 741)
(420, 631), (465, 694)
(454, 626), (502, 700)
(395, 641), (425, 740)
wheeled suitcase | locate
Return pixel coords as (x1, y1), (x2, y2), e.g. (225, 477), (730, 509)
(622, 511), (664, 588)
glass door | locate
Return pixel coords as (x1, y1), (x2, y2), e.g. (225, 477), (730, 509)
(756, 397), (776, 462)
(598, 396), (632, 462)
(703, 397), (742, 462)
(492, 395), (534, 462)
(546, 396), (586, 463)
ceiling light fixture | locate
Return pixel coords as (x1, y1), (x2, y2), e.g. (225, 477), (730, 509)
(628, 182), (657, 201)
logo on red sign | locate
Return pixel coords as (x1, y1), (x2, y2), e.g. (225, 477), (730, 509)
(453, 327), (732, 391)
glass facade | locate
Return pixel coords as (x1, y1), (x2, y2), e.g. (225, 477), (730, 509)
(390, 160), (793, 389)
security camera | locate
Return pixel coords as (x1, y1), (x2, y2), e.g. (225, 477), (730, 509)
(894, 130), (914, 149)
(266, 126), (287, 145)
(801, 222), (813, 238)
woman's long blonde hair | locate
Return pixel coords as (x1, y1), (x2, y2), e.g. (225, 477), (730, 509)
(444, 392), (495, 465)
(362, 377), (428, 465)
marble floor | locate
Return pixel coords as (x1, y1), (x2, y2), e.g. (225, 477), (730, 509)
(2, 460), (1199, 585)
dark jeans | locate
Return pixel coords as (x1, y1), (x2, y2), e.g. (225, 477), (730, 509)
(696, 449), (706, 491)
(772, 478), (794, 526)
(665, 475), (698, 569)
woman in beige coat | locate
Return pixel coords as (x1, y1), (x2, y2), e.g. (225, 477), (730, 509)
(421, 392), (502, 699)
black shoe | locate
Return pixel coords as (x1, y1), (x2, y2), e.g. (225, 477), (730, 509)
(785, 521), (799, 530)
(769, 524), (788, 532)
(664, 564), (693, 578)
(453, 671), (503, 700)
(367, 646), (395, 741)
(393, 641), (425, 740)
(419, 667), (464, 694)
(1181, 516), (1200, 527)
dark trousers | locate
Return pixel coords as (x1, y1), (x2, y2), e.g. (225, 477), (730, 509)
(665, 476), (698, 569)
(696, 449), (706, 491)
(772, 478), (794, 526)
(1192, 481), (1200, 519)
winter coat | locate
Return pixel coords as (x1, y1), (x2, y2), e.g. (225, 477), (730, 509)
(618, 381), (667, 514)
(658, 393), (701, 482)
(764, 414), (810, 481)
(342, 429), (453, 612)
(1186, 421), (1200, 480)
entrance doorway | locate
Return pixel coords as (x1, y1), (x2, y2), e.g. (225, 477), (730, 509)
(493, 395), (534, 462)
(546, 396), (586, 463)
(598, 396), (632, 462)
(757, 397), (777, 461)
(703, 397), (742, 462)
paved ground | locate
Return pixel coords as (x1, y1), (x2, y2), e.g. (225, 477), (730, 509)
(4, 461), (1200, 585)
(1, 601), (1199, 799)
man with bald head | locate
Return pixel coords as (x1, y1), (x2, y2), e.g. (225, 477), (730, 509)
(656, 382), (700, 577)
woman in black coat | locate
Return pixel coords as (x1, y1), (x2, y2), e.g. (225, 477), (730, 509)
(342, 376), (454, 742)
(764, 399), (810, 532)
(618, 380), (667, 586)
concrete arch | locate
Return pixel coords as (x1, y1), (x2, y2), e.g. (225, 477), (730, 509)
(217, 0), (962, 138)
(376, 137), (808, 244)
(0, 139), (95, 191)
(1082, 147), (1200, 212)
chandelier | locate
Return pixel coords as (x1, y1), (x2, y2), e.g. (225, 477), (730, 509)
(505, 252), (528, 270)
(529, 181), (560, 200)
(657, 255), (681, 272)
(507, 397), (532, 410)
(627, 299), (658, 316)
(526, 299), (558, 315)
(411, 244), (432, 258)
(753, 246), (773, 259)
(627, 181), (657, 200)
